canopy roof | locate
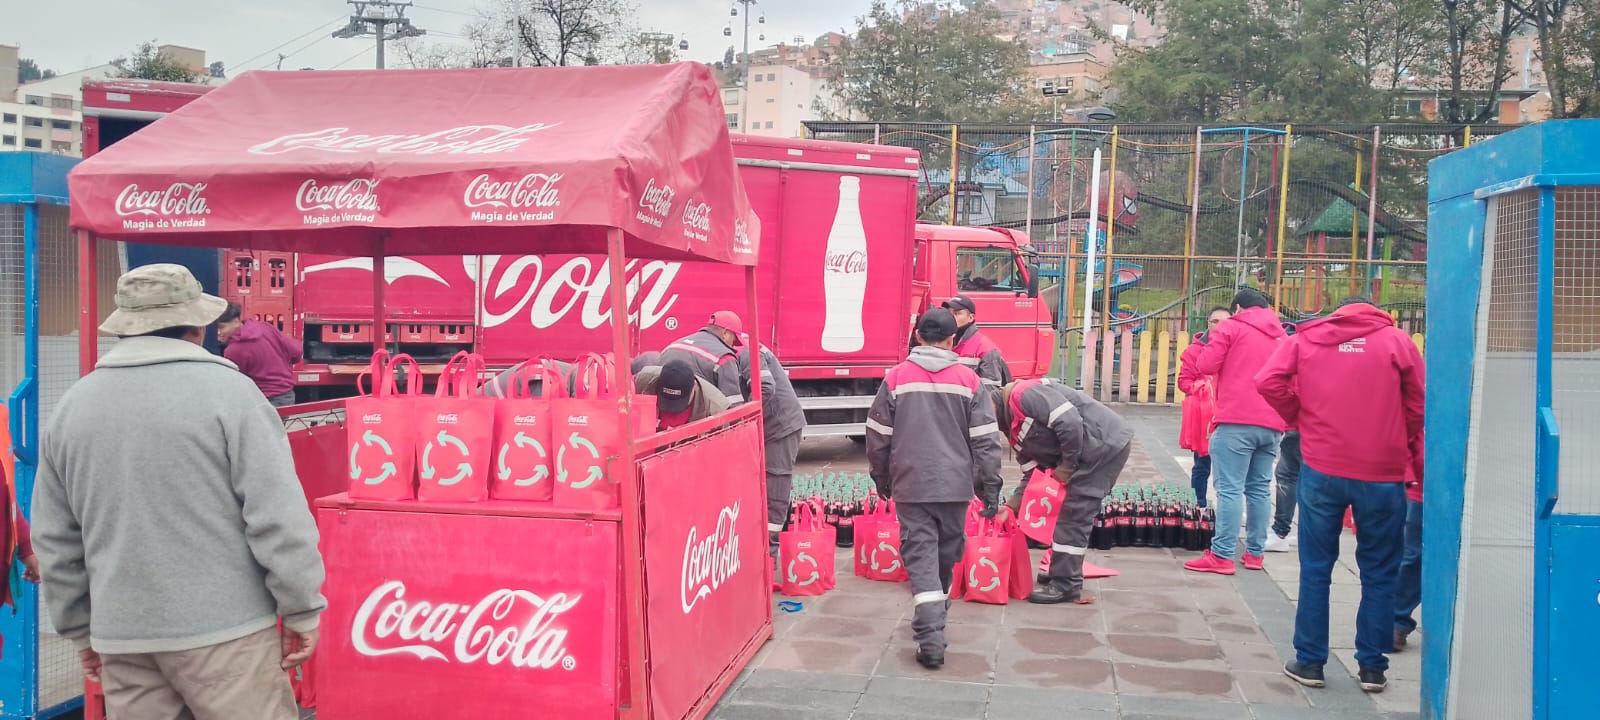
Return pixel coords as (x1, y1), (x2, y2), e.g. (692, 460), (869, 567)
(68, 64), (758, 265)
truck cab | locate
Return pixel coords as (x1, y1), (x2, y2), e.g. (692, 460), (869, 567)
(911, 224), (1056, 380)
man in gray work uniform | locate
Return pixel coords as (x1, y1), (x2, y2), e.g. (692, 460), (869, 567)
(660, 310), (746, 403)
(866, 308), (1003, 670)
(737, 337), (807, 556)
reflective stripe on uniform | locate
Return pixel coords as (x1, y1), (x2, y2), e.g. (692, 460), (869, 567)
(865, 418), (894, 435)
(768, 522), (785, 532)
(1052, 543), (1088, 556)
(1019, 417), (1035, 439)
(956, 356), (981, 366)
(891, 381), (975, 399)
(1020, 460), (1037, 472)
(1048, 402), (1077, 423)
(981, 378), (1001, 386)
(913, 591), (948, 605)
(968, 422), (998, 438)
(666, 341), (724, 364)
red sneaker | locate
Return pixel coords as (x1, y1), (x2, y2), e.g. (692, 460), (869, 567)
(1184, 550), (1237, 576)
(1242, 554), (1264, 571)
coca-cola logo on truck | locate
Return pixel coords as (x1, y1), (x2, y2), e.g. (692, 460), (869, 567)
(636, 178), (676, 229)
(464, 173), (564, 224)
(247, 124), (561, 156)
(681, 199), (712, 242)
(476, 255), (681, 331)
(114, 182), (210, 232)
(297, 178), (380, 227)
(681, 502), (743, 614)
(824, 250), (867, 275)
(352, 580), (581, 671)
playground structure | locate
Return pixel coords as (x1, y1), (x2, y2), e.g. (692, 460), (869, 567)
(806, 121), (1485, 401)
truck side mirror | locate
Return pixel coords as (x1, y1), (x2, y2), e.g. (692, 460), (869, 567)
(1025, 262), (1042, 298)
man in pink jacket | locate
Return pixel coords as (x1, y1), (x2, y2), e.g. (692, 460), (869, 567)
(1182, 289), (1287, 575)
(1255, 297), (1424, 695)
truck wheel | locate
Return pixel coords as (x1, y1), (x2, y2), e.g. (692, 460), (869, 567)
(850, 435), (866, 445)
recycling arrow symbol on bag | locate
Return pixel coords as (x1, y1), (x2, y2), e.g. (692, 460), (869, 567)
(967, 556), (1001, 592)
(349, 430), (398, 486)
(786, 552), (820, 587)
(556, 432), (602, 489)
(1026, 497), (1054, 528)
(496, 433), (549, 487)
(422, 430), (472, 486)
(869, 542), (902, 573)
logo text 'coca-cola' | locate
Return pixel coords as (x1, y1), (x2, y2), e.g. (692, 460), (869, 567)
(464, 173), (564, 210)
(296, 178), (380, 213)
(247, 124), (560, 155)
(824, 250), (867, 274)
(640, 178), (676, 218)
(351, 580), (581, 670)
(682, 502), (743, 614)
(115, 183), (211, 218)
(478, 255), (681, 331)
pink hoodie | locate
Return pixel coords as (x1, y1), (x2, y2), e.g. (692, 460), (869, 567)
(1189, 306), (1289, 432)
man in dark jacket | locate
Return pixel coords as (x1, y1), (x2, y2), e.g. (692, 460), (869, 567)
(997, 378), (1133, 604)
(942, 295), (1012, 388)
(478, 358), (577, 398)
(1256, 298), (1424, 694)
(866, 308), (1003, 670)
(1183, 288), (1288, 576)
(736, 339), (808, 556)
(634, 359), (732, 431)
(661, 310), (745, 403)
(215, 303), (304, 407)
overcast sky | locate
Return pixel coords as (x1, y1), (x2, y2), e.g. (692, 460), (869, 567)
(9, 0), (869, 76)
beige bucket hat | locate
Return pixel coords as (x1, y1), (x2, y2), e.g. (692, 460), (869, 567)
(98, 263), (229, 337)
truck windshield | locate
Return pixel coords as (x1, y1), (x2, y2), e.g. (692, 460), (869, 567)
(956, 247), (1022, 293)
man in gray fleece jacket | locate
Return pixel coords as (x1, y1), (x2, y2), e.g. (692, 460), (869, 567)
(31, 264), (325, 719)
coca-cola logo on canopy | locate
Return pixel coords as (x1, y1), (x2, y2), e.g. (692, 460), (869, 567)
(464, 173), (564, 210)
(115, 182), (211, 218)
(296, 178), (381, 213)
(824, 250), (867, 275)
(681, 502), (742, 614)
(473, 255), (681, 331)
(680, 198), (712, 242)
(247, 124), (561, 155)
(637, 178), (676, 228)
(351, 580), (581, 671)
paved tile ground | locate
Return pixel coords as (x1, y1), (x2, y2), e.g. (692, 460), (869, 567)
(712, 406), (1421, 720)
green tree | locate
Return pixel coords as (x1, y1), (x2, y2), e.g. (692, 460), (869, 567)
(17, 58), (55, 84)
(111, 41), (202, 82)
(1551, 0), (1600, 115)
(1107, 0), (1381, 122)
(1435, 0), (1527, 122)
(829, 0), (1042, 123)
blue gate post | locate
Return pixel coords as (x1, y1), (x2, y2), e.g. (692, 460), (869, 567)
(0, 152), (81, 720)
(1427, 120), (1600, 720)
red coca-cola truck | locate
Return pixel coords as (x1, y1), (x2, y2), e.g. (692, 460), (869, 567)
(80, 79), (1057, 436)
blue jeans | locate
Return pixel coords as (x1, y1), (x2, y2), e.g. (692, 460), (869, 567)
(1394, 498), (1423, 636)
(1209, 424), (1281, 559)
(1190, 452), (1211, 508)
(1293, 463), (1407, 671)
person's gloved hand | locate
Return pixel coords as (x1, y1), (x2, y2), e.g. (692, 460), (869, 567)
(873, 475), (892, 500)
(978, 502), (1000, 519)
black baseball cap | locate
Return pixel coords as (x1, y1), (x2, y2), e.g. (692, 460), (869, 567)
(657, 358), (696, 413)
(917, 308), (959, 342)
(942, 295), (976, 314)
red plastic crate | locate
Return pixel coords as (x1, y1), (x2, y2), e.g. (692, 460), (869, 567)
(250, 299), (294, 335)
(224, 250), (257, 300)
(261, 253), (294, 298)
(321, 323), (373, 344)
(431, 323), (475, 343)
(386, 323), (430, 343)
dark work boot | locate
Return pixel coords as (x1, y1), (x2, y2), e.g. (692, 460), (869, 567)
(915, 647), (944, 669)
(1027, 582), (1086, 604)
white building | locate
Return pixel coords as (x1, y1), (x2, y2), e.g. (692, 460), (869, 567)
(0, 44), (216, 156)
(722, 62), (846, 138)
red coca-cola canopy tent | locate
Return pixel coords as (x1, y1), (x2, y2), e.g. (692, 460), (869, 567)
(67, 63), (758, 265)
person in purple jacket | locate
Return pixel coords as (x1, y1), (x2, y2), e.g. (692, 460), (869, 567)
(215, 303), (304, 407)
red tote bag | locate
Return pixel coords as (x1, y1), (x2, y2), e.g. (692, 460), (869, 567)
(960, 518), (1012, 605)
(1005, 519), (1036, 600)
(1018, 469), (1066, 544)
(780, 502), (835, 597)
(859, 499), (909, 583)
(853, 494), (881, 578)
(489, 359), (567, 501)
(552, 354), (655, 509)
(415, 353), (494, 502)
(347, 351), (420, 501)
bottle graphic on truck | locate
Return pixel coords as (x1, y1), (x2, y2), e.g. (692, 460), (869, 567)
(821, 176), (868, 353)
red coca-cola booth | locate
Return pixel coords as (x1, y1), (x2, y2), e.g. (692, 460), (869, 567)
(66, 64), (771, 720)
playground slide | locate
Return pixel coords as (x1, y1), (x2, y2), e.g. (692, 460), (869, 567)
(1039, 261), (1146, 333)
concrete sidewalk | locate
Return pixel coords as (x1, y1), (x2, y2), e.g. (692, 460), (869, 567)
(712, 407), (1420, 720)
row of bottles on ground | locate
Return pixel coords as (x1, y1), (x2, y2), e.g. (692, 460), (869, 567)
(788, 472), (877, 549)
(1088, 483), (1215, 551)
